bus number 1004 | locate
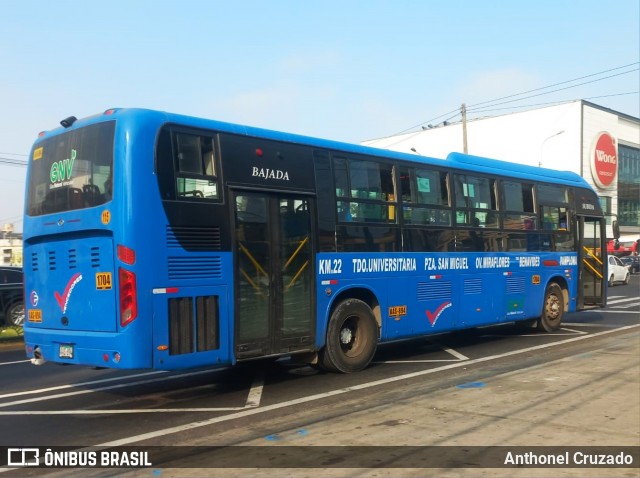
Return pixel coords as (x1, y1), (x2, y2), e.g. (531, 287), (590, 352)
(319, 259), (342, 275)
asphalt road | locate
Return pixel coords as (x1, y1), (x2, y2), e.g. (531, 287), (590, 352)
(0, 275), (638, 476)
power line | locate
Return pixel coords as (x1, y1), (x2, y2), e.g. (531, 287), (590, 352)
(0, 152), (28, 157)
(392, 62), (640, 135)
(0, 214), (23, 224)
(0, 157), (29, 167)
(468, 92), (639, 116)
(390, 107), (461, 137)
(466, 68), (638, 114)
(467, 62), (639, 109)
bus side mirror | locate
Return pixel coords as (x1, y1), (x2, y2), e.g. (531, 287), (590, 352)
(612, 220), (620, 240)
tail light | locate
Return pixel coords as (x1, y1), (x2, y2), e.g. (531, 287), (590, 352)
(119, 268), (137, 327)
(117, 244), (136, 265)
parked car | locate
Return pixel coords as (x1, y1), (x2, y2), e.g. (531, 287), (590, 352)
(0, 267), (24, 326)
(607, 256), (630, 286)
(620, 255), (640, 274)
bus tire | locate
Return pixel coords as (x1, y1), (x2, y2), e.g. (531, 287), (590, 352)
(537, 283), (564, 332)
(320, 299), (378, 373)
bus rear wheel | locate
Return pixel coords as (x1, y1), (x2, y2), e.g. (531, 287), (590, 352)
(320, 299), (378, 373)
(537, 283), (564, 332)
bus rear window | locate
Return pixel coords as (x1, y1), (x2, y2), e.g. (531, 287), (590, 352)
(26, 121), (115, 216)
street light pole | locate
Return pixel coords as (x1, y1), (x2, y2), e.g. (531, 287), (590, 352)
(461, 103), (468, 154)
(539, 130), (565, 167)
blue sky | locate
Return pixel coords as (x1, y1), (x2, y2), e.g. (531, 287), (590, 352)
(1, 0), (639, 231)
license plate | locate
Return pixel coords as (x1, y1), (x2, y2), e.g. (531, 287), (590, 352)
(59, 344), (74, 359)
(388, 305), (407, 317)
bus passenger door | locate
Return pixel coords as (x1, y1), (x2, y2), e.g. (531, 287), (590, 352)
(577, 216), (606, 308)
(233, 192), (315, 360)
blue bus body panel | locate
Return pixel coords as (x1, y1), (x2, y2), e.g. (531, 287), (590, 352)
(149, 253), (234, 370)
(315, 251), (578, 345)
(26, 235), (117, 333)
(23, 327), (150, 369)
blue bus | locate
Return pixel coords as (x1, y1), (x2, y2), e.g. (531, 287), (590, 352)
(23, 109), (607, 373)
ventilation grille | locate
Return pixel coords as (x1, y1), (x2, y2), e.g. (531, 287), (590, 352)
(90, 246), (101, 268)
(68, 249), (78, 269)
(168, 256), (222, 280)
(506, 276), (526, 294)
(464, 278), (482, 295)
(417, 281), (452, 301)
(31, 245), (104, 271)
(169, 295), (220, 355)
(48, 251), (57, 271)
(167, 226), (221, 251)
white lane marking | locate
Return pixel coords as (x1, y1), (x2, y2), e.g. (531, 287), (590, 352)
(374, 343), (469, 364)
(0, 359), (30, 366)
(0, 370), (168, 399)
(0, 369), (224, 407)
(379, 359), (463, 364)
(607, 297), (640, 305)
(613, 302), (640, 308)
(0, 408), (247, 415)
(516, 327), (587, 337)
(581, 310), (639, 315)
(85, 324), (639, 447)
(0, 371), (264, 415)
(245, 373), (264, 408)
(442, 346), (469, 361)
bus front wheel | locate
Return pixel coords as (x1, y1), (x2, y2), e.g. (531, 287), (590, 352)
(320, 299), (378, 373)
(537, 283), (564, 332)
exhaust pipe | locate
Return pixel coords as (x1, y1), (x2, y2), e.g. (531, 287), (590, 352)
(30, 346), (46, 366)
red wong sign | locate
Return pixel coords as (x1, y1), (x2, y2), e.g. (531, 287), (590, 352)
(590, 132), (618, 188)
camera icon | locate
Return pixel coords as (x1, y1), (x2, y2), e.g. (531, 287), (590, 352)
(7, 448), (40, 466)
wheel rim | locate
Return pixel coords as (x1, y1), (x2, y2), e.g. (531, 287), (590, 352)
(339, 316), (362, 357)
(545, 293), (561, 320)
(339, 324), (354, 346)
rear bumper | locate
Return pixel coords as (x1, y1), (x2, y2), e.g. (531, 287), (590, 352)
(24, 328), (151, 369)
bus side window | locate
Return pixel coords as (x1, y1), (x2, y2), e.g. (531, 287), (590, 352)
(176, 134), (203, 175)
(400, 168), (451, 226)
(333, 157), (396, 224)
(541, 206), (569, 231)
(454, 174), (496, 227)
(502, 181), (535, 230)
(174, 133), (219, 200)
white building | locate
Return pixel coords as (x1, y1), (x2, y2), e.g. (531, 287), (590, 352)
(1, 224), (23, 266)
(364, 100), (640, 239)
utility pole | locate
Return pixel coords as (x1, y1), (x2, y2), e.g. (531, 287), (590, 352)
(461, 103), (468, 154)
